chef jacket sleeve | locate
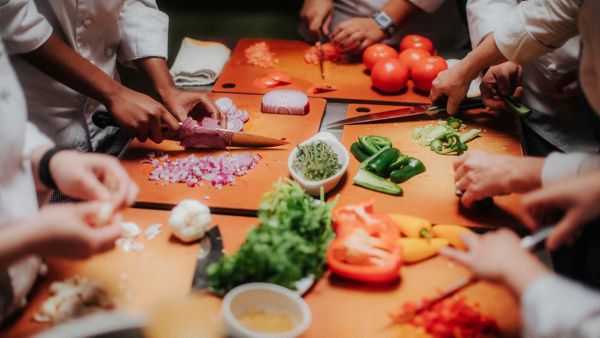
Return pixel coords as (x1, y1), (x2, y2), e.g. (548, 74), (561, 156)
(493, 0), (579, 64)
(541, 152), (600, 185)
(0, 0), (52, 55)
(407, 0), (445, 14)
(522, 274), (600, 338)
(466, 0), (517, 48)
(118, 0), (169, 64)
(23, 121), (53, 158)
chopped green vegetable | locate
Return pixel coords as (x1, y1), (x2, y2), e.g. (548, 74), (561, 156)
(353, 168), (403, 196)
(389, 157), (426, 183)
(293, 141), (341, 181)
(358, 135), (392, 155)
(413, 117), (481, 155)
(502, 96), (531, 117)
(366, 148), (400, 177)
(350, 142), (371, 162)
(207, 179), (335, 295)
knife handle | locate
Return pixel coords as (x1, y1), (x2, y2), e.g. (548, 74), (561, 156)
(92, 111), (119, 129)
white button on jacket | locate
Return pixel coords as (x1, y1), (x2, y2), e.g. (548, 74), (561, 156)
(8, 0), (169, 151)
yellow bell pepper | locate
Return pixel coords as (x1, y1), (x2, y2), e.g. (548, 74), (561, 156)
(431, 224), (474, 250)
(398, 238), (449, 263)
(389, 214), (432, 239)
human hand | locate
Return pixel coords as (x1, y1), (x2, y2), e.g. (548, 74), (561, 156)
(31, 202), (122, 260)
(300, 0), (334, 38)
(430, 66), (473, 115)
(453, 151), (544, 208)
(480, 62), (523, 111)
(50, 151), (138, 209)
(330, 18), (387, 53)
(161, 89), (225, 129)
(520, 170), (600, 250)
(440, 229), (550, 294)
(106, 86), (179, 143)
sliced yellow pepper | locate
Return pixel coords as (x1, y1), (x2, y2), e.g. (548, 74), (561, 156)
(389, 214), (432, 239)
(431, 224), (474, 250)
(398, 238), (449, 263)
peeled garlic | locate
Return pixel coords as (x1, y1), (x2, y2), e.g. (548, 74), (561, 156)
(168, 200), (211, 243)
(94, 202), (114, 227)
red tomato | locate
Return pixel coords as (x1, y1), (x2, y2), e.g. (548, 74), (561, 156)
(399, 34), (434, 54)
(362, 44), (398, 70)
(371, 59), (409, 93)
(411, 56), (448, 92)
(398, 48), (431, 73)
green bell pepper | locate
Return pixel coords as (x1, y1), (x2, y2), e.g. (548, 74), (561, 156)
(350, 142), (371, 162)
(390, 157), (426, 183)
(353, 169), (403, 196)
(366, 148), (400, 177)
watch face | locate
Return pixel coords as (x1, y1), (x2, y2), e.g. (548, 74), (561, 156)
(375, 12), (392, 28)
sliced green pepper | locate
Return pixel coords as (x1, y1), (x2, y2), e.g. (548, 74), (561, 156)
(446, 116), (463, 130)
(358, 136), (392, 155)
(350, 142), (371, 162)
(353, 169), (402, 196)
(390, 157), (426, 183)
(388, 154), (409, 172)
(502, 96), (531, 117)
(360, 147), (390, 170)
(367, 148), (400, 177)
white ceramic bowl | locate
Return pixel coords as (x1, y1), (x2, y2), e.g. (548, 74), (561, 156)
(288, 132), (349, 196)
(222, 283), (312, 338)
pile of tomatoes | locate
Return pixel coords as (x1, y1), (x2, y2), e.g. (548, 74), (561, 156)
(363, 35), (447, 94)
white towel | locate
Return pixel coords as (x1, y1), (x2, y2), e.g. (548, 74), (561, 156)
(170, 38), (231, 87)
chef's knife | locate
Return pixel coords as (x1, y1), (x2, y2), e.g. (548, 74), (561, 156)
(392, 225), (555, 323)
(92, 111), (289, 148)
(327, 98), (485, 128)
(317, 30), (326, 80)
(192, 226), (224, 290)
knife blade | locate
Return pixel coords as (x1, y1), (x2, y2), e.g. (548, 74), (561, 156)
(92, 111), (289, 148)
(327, 99), (485, 128)
(191, 226), (224, 290)
(317, 30), (326, 80)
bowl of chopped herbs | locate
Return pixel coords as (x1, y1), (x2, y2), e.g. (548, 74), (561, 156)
(288, 132), (349, 196)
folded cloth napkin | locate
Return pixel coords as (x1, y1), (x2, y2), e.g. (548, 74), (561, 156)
(170, 38), (231, 87)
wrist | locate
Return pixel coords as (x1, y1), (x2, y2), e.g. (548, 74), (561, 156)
(503, 254), (551, 295)
(41, 147), (72, 190)
(454, 54), (482, 81)
(156, 84), (179, 103)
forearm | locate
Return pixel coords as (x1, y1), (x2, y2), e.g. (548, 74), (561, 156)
(19, 34), (123, 107)
(382, 0), (421, 28)
(500, 253), (551, 295)
(134, 57), (176, 101)
(453, 34), (507, 82)
(0, 222), (40, 269)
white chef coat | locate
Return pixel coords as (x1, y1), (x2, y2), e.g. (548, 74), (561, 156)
(331, 0), (470, 56)
(467, 0), (598, 153)
(8, 0), (169, 151)
(0, 37), (52, 320)
(492, 0), (600, 183)
(522, 274), (600, 338)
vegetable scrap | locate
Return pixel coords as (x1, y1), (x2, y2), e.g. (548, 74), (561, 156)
(308, 82), (339, 94)
(206, 179), (335, 295)
(245, 41), (277, 68)
(304, 42), (341, 65)
(116, 222), (144, 253)
(168, 199), (212, 243)
(253, 71), (292, 89)
(144, 223), (162, 240)
(292, 141), (341, 181)
(389, 296), (500, 338)
(146, 152), (261, 188)
(413, 117), (481, 155)
(350, 135), (426, 195)
(261, 89), (310, 115)
(34, 276), (114, 324)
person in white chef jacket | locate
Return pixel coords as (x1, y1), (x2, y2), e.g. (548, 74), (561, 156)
(300, 0), (469, 56)
(7, 0), (221, 152)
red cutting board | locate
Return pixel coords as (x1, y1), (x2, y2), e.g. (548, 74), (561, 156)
(213, 38), (430, 104)
(120, 93), (326, 214)
(334, 104), (526, 229)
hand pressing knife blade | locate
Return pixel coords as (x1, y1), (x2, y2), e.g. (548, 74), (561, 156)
(192, 226), (223, 290)
(91, 111), (288, 148)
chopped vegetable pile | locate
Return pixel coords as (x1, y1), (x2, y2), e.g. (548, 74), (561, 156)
(413, 117), (481, 155)
(245, 41), (277, 68)
(350, 135), (426, 195)
(206, 179), (335, 295)
(389, 296), (500, 338)
(293, 141), (341, 181)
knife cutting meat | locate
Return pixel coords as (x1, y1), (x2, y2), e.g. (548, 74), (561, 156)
(92, 111), (288, 149)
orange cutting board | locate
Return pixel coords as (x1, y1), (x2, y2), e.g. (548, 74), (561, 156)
(333, 104), (526, 229)
(3, 209), (520, 338)
(120, 93), (325, 214)
(213, 39), (430, 104)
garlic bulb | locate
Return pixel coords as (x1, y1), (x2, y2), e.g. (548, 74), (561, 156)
(168, 200), (212, 242)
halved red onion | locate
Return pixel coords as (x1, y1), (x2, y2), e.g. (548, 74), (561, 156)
(227, 118), (244, 132)
(237, 109), (249, 122)
(201, 117), (220, 130)
(261, 89), (310, 115)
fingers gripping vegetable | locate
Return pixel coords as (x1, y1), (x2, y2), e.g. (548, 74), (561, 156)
(431, 225), (474, 250)
(389, 214), (432, 238)
(169, 200), (212, 242)
(398, 238), (449, 263)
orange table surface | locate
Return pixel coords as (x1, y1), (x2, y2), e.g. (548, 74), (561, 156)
(332, 104), (525, 229)
(120, 92), (325, 215)
(1, 208), (520, 337)
(213, 39), (431, 105)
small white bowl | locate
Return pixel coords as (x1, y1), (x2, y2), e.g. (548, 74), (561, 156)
(288, 132), (349, 196)
(222, 283), (312, 338)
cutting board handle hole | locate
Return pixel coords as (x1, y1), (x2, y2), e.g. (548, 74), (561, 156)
(356, 107), (371, 113)
(222, 83), (237, 89)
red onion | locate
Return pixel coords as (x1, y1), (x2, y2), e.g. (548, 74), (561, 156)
(261, 89), (310, 115)
(215, 97), (236, 115)
(227, 119), (244, 132)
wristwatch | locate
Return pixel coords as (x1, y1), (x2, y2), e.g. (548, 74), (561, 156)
(372, 11), (395, 37)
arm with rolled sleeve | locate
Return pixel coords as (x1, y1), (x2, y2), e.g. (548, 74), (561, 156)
(408, 0), (444, 14)
(118, 0), (169, 64)
(466, 0), (517, 48)
(0, 0), (52, 55)
(522, 274), (600, 338)
(493, 0), (579, 64)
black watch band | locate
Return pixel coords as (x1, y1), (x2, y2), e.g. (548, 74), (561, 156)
(39, 146), (70, 189)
